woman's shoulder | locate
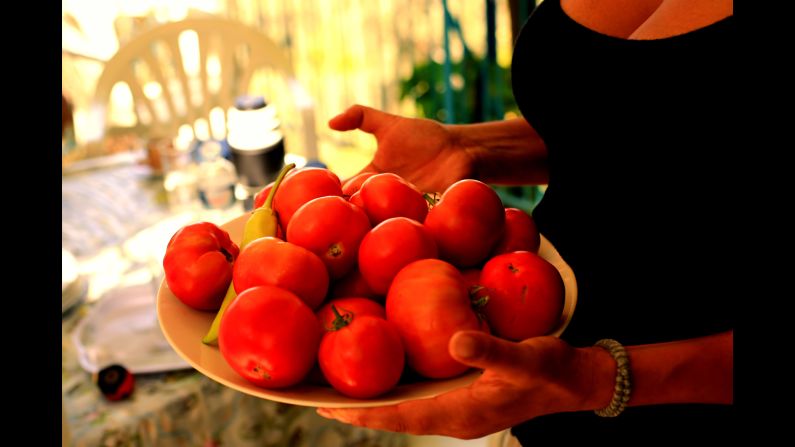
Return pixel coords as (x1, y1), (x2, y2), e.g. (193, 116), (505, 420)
(560, 0), (732, 40)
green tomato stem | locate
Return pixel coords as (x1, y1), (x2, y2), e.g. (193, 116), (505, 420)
(329, 304), (353, 331)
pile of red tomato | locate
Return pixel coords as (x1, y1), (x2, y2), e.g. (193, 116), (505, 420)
(167, 168), (565, 399)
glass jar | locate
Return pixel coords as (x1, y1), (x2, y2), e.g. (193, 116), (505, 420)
(196, 140), (238, 210)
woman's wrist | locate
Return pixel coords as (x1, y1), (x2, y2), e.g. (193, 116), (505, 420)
(577, 345), (618, 412)
(444, 118), (549, 185)
(571, 331), (733, 413)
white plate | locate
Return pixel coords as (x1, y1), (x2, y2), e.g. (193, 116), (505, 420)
(72, 283), (191, 374)
(157, 213), (578, 408)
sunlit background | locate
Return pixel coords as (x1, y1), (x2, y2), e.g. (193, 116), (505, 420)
(62, 0), (535, 178)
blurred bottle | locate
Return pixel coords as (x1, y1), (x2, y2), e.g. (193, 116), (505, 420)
(197, 140), (238, 210)
(62, 94), (76, 156)
(162, 138), (199, 213)
(226, 95), (285, 210)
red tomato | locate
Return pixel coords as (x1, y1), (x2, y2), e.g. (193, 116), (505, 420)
(286, 196), (372, 279)
(358, 217), (438, 295)
(316, 297), (386, 332)
(319, 314), (405, 398)
(460, 267), (487, 305)
(358, 173), (429, 226)
(348, 190), (365, 209)
(479, 251), (564, 341)
(273, 167), (343, 230)
(386, 259), (483, 379)
(424, 179), (506, 268)
(491, 208), (541, 255)
(253, 167), (300, 209)
(329, 267), (381, 301)
(460, 268), (491, 334)
(341, 172), (378, 196)
(233, 237), (329, 309)
(460, 268), (482, 289)
(163, 222), (239, 311)
(219, 285), (322, 388)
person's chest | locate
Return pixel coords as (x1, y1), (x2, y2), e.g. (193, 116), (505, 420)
(561, 0), (732, 40)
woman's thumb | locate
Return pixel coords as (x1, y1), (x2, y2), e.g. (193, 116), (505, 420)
(449, 331), (529, 373)
(328, 104), (394, 134)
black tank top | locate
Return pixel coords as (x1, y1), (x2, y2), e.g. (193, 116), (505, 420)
(510, 0), (735, 442)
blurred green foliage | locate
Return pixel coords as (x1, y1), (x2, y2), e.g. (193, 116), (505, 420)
(399, 51), (519, 124)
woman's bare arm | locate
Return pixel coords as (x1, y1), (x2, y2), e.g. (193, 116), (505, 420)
(318, 330), (733, 439)
(451, 118), (550, 186)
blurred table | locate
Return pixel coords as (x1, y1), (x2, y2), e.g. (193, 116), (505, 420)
(61, 153), (407, 447)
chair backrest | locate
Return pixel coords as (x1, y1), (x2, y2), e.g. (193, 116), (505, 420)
(93, 17), (313, 152)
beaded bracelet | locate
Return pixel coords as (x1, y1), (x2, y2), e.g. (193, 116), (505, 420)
(593, 338), (631, 417)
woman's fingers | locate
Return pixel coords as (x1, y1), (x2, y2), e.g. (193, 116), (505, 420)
(317, 387), (486, 439)
(317, 401), (437, 436)
(449, 331), (536, 377)
(328, 104), (396, 134)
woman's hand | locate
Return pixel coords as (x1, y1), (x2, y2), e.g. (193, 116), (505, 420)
(329, 104), (551, 189)
(328, 104), (477, 193)
(317, 330), (612, 439)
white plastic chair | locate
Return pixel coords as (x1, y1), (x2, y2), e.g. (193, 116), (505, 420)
(91, 17), (317, 158)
